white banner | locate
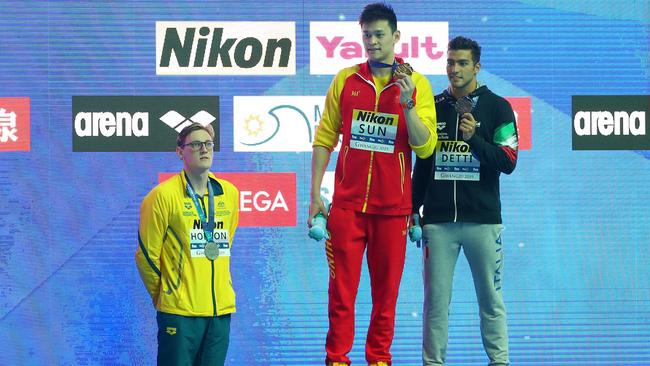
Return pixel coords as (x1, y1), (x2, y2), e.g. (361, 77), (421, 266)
(157, 21), (296, 75)
(310, 21), (448, 75)
(234, 96), (342, 152)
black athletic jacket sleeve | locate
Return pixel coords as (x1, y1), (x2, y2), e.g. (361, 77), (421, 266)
(466, 97), (518, 174)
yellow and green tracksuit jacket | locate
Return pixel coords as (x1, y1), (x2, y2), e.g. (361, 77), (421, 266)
(136, 171), (239, 317)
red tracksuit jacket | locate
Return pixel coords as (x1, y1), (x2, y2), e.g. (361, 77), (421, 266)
(314, 59), (438, 215)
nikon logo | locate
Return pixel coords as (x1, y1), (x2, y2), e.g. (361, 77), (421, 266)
(156, 21), (296, 76)
(354, 110), (397, 125)
(72, 96), (220, 152)
(439, 141), (470, 153)
(572, 95), (650, 150)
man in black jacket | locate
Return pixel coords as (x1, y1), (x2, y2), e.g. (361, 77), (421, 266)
(412, 36), (518, 366)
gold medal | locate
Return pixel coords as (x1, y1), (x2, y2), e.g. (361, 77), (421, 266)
(394, 63), (413, 79)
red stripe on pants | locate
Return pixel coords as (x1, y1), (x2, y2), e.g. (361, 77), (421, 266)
(325, 206), (407, 365)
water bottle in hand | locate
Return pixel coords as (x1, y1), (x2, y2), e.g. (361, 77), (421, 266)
(309, 212), (329, 241)
(408, 213), (422, 245)
(308, 196), (330, 241)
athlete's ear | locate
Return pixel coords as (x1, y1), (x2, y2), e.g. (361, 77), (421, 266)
(393, 30), (400, 44)
(176, 146), (183, 160)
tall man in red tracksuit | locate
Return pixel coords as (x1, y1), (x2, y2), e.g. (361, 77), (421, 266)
(309, 3), (438, 365)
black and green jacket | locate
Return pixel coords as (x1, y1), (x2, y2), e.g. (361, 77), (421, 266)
(412, 85), (518, 224)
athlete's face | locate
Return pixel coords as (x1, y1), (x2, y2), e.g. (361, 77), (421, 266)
(447, 49), (480, 93)
(177, 129), (214, 174)
(361, 20), (399, 64)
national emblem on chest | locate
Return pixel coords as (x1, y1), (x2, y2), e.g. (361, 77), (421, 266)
(215, 198), (233, 217)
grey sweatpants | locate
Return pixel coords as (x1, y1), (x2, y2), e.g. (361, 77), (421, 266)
(422, 222), (509, 366)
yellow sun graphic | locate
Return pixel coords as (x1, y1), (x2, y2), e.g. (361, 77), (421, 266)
(244, 115), (264, 137)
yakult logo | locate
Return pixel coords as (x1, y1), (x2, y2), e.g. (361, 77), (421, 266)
(310, 22), (448, 75)
(157, 21), (296, 75)
(160, 172), (296, 227)
(572, 95), (649, 150)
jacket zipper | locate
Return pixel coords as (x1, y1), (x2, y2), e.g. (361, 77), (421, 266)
(453, 113), (460, 222)
(398, 152), (405, 195)
(339, 146), (349, 183)
(203, 195), (218, 316)
(356, 72), (399, 213)
(211, 261), (217, 316)
(362, 151), (374, 213)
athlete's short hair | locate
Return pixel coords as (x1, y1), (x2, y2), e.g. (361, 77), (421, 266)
(359, 2), (397, 33)
(177, 123), (214, 147)
(448, 36), (482, 64)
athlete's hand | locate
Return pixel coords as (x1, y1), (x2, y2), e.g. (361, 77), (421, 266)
(459, 112), (477, 141)
(395, 63), (415, 104)
(395, 74), (415, 104)
(308, 196), (328, 227)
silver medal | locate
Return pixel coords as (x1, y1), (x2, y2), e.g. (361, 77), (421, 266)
(204, 242), (219, 260)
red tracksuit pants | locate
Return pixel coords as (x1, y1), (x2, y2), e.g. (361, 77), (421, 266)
(325, 205), (409, 365)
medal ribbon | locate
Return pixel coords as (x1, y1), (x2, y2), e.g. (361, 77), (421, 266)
(369, 59), (398, 73)
(185, 173), (215, 243)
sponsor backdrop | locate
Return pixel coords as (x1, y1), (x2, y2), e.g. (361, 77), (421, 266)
(0, 1), (648, 365)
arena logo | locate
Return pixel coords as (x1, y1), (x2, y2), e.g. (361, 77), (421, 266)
(160, 110), (217, 134)
(72, 96), (219, 152)
(0, 97), (30, 152)
(233, 95), (341, 152)
(310, 22), (448, 75)
(74, 111), (149, 137)
(574, 111), (645, 136)
(572, 95), (649, 150)
(157, 21), (296, 75)
(159, 172), (296, 227)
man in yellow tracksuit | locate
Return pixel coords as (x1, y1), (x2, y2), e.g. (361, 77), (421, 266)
(136, 123), (239, 366)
